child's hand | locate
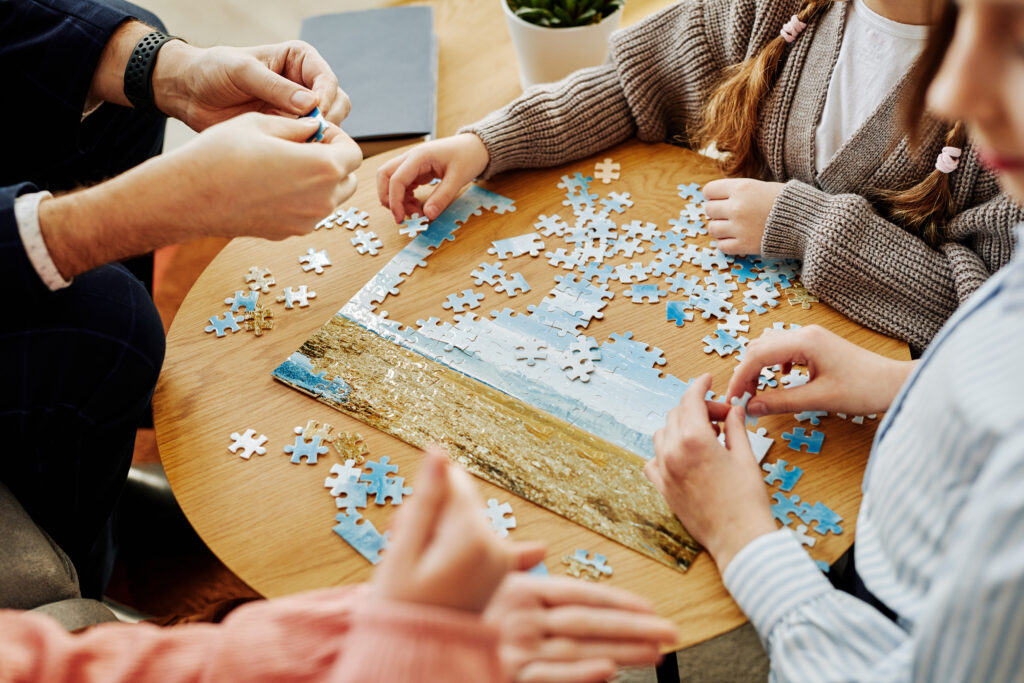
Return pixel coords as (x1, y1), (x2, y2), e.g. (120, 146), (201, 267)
(370, 448), (545, 613)
(703, 178), (785, 254)
(726, 325), (916, 418)
(484, 574), (677, 682)
(645, 375), (777, 573)
(376, 133), (490, 224)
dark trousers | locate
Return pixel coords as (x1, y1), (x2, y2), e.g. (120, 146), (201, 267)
(1, 10), (168, 597)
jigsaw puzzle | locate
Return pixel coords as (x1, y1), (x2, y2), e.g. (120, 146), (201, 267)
(483, 499), (517, 537)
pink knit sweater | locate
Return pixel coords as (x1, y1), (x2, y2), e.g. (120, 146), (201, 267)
(0, 586), (503, 682)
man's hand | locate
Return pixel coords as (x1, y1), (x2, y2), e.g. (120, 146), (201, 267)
(484, 574), (676, 682)
(371, 448), (545, 613)
(38, 112), (362, 279)
(646, 375), (777, 573)
(703, 178), (785, 254)
(725, 325), (916, 418)
(153, 40), (351, 131)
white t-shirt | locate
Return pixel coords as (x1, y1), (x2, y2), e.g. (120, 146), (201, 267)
(814, 0), (929, 174)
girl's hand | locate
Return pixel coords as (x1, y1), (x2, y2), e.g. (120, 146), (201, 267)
(376, 133), (490, 224)
(725, 325), (916, 418)
(703, 178), (785, 254)
(646, 375), (777, 573)
(370, 448), (544, 614)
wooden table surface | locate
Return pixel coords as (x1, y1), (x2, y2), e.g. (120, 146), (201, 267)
(155, 0), (909, 650)
(156, 137), (909, 651)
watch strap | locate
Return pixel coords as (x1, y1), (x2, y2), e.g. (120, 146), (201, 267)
(123, 30), (179, 115)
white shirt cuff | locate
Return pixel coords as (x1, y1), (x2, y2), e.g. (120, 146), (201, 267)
(15, 190), (72, 291)
(721, 528), (834, 639)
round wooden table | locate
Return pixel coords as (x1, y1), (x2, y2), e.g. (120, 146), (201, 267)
(154, 138), (909, 650)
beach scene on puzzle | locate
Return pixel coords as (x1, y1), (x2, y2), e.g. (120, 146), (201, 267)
(268, 149), (863, 573)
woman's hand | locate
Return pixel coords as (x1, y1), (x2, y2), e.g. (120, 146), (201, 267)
(371, 448), (545, 613)
(377, 134), (490, 224)
(703, 178), (785, 254)
(646, 375), (777, 573)
(726, 325), (915, 418)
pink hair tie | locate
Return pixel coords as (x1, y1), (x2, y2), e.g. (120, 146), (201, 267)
(935, 146), (962, 174)
(780, 15), (807, 43)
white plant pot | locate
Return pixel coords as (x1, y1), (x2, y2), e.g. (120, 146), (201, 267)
(503, 2), (623, 90)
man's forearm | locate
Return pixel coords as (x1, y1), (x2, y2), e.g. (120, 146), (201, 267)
(37, 156), (195, 280)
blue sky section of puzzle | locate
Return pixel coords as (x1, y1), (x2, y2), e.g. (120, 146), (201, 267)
(273, 185), (701, 460)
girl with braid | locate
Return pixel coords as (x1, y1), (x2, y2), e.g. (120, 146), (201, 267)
(378, 0), (1022, 353)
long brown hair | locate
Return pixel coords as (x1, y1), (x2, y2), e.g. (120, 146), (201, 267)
(874, 2), (962, 248)
(696, 0), (964, 248)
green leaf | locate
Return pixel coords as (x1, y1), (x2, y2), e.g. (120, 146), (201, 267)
(552, 6), (573, 24)
(515, 6), (557, 26)
(577, 8), (598, 24)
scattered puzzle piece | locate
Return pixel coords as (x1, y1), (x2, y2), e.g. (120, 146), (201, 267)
(299, 248), (332, 274)
(375, 475), (413, 505)
(593, 158), (620, 184)
(788, 285), (819, 309)
(488, 233), (545, 259)
(471, 261), (507, 286)
(781, 428), (825, 454)
(762, 459), (803, 491)
(351, 230), (383, 255)
(495, 273), (530, 296)
(333, 509), (390, 564)
(702, 329), (743, 357)
(241, 304), (274, 336)
(666, 300), (694, 326)
(224, 290), (259, 313)
(771, 492), (805, 526)
(677, 182), (704, 202)
(228, 429), (268, 459)
(284, 434), (329, 464)
(483, 498), (517, 537)
(560, 335), (600, 382)
(442, 289), (485, 313)
(325, 459), (364, 497)
(329, 432), (370, 465)
(791, 524), (816, 548)
(562, 549), (613, 581)
(204, 312), (242, 337)
(795, 410), (828, 426)
(360, 456), (400, 495)
(276, 285), (316, 309)
(800, 500), (843, 535)
(625, 284), (668, 304)
(535, 214), (569, 237)
(244, 266), (275, 293)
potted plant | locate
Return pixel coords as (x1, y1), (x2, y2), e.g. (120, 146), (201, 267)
(503, 0), (625, 90)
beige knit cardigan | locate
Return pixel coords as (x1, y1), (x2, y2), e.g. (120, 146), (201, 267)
(461, 0), (1022, 352)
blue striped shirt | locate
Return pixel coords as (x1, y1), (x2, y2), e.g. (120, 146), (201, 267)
(722, 227), (1024, 681)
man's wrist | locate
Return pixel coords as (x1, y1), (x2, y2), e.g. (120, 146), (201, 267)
(151, 40), (199, 121)
(88, 20), (156, 110)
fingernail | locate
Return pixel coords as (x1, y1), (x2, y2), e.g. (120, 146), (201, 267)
(291, 90), (315, 111)
(748, 402), (767, 417)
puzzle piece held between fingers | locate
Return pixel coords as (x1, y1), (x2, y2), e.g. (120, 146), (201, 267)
(483, 498), (517, 537)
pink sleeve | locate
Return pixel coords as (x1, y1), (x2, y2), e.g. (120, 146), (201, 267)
(0, 587), (504, 682)
(333, 600), (504, 682)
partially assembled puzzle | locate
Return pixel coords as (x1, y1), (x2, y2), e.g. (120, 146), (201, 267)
(269, 152), (863, 573)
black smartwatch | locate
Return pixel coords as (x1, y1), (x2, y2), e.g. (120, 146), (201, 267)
(123, 30), (180, 116)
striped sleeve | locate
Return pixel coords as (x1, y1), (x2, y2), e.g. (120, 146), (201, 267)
(723, 530), (910, 681)
(912, 427), (1024, 682)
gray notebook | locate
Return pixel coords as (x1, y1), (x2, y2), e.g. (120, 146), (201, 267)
(300, 7), (437, 148)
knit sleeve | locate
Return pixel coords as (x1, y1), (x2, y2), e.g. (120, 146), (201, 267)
(762, 179), (1022, 353)
(460, 0), (784, 178)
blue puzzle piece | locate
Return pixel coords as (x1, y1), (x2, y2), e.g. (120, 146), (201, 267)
(677, 182), (704, 202)
(204, 312), (241, 337)
(302, 106), (326, 142)
(625, 284), (667, 303)
(360, 456), (400, 495)
(762, 459), (804, 491)
(580, 261), (615, 283)
(770, 492), (805, 526)
(572, 549), (613, 576)
(731, 257), (761, 283)
(795, 410), (828, 426)
(284, 435), (329, 464)
(781, 428), (825, 454)
(224, 290), (260, 313)
(816, 560), (831, 573)
(375, 475), (413, 505)
(333, 509), (390, 564)
(557, 172), (593, 195)
(649, 231), (686, 254)
(666, 300), (694, 327)
(800, 500), (844, 535)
